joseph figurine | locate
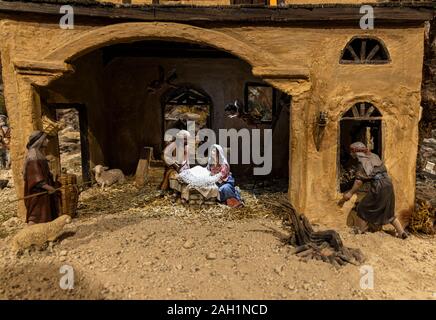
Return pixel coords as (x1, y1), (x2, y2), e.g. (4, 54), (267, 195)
(23, 131), (60, 224)
(159, 130), (191, 191)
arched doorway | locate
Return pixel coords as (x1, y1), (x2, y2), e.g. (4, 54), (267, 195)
(161, 85), (213, 145)
(339, 102), (382, 192)
(42, 38), (291, 180)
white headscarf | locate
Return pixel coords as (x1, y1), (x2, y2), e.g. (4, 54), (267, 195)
(207, 144), (229, 170)
(350, 141), (383, 176)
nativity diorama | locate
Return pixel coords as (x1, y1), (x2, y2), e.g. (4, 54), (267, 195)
(0, 0), (434, 301)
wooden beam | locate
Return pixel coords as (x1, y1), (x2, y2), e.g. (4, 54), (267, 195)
(346, 45), (359, 62)
(134, 147), (153, 188)
(366, 44), (380, 61)
(0, 1), (433, 24)
(13, 59), (74, 76)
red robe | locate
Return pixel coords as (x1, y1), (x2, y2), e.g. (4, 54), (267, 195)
(24, 159), (60, 223)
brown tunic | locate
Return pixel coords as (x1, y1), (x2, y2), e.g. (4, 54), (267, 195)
(355, 163), (395, 226)
(24, 159), (60, 224)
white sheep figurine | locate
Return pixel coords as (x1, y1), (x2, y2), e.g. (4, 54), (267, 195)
(93, 164), (126, 189)
(11, 214), (72, 253)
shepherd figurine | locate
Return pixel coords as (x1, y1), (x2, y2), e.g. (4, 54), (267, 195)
(23, 131), (60, 225)
(339, 142), (408, 239)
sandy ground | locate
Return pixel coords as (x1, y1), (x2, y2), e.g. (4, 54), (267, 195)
(0, 168), (435, 300)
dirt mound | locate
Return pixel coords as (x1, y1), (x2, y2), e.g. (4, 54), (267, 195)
(0, 261), (104, 299)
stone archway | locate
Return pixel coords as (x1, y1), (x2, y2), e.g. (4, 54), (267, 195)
(44, 22), (276, 73)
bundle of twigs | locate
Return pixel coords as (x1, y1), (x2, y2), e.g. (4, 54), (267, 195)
(272, 198), (365, 267)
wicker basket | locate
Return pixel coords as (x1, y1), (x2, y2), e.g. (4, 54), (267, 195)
(58, 173), (79, 217)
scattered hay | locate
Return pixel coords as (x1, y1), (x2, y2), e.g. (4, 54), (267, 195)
(77, 180), (286, 222)
(409, 198), (435, 236)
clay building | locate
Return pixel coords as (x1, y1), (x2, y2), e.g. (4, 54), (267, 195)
(0, 0), (434, 222)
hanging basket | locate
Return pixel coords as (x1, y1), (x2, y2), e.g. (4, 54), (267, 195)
(42, 116), (63, 136)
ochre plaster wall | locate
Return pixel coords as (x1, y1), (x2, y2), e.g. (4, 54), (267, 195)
(0, 20), (424, 226)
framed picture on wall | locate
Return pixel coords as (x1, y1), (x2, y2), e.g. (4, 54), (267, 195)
(244, 82), (276, 123)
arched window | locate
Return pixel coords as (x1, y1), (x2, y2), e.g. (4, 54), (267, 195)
(341, 102), (382, 119)
(339, 102), (382, 192)
(161, 85), (212, 142)
(340, 37), (390, 64)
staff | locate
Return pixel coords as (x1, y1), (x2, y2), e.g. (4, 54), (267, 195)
(9, 181), (92, 203)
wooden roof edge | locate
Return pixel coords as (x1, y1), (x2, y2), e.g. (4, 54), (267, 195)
(0, 0), (434, 23)
(1, 0), (436, 9)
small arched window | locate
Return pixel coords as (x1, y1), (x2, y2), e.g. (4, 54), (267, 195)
(162, 85), (212, 142)
(341, 102), (382, 120)
(340, 37), (390, 64)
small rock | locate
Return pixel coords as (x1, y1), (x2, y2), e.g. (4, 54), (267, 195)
(175, 264), (183, 270)
(286, 284), (295, 291)
(59, 250), (67, 257)
(206, 253), (217, 260)
(183, 239), (195, 249)
(274, 265), (284, 276)
(59, 256), (66, 262)
(231, 252), (240, 259)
